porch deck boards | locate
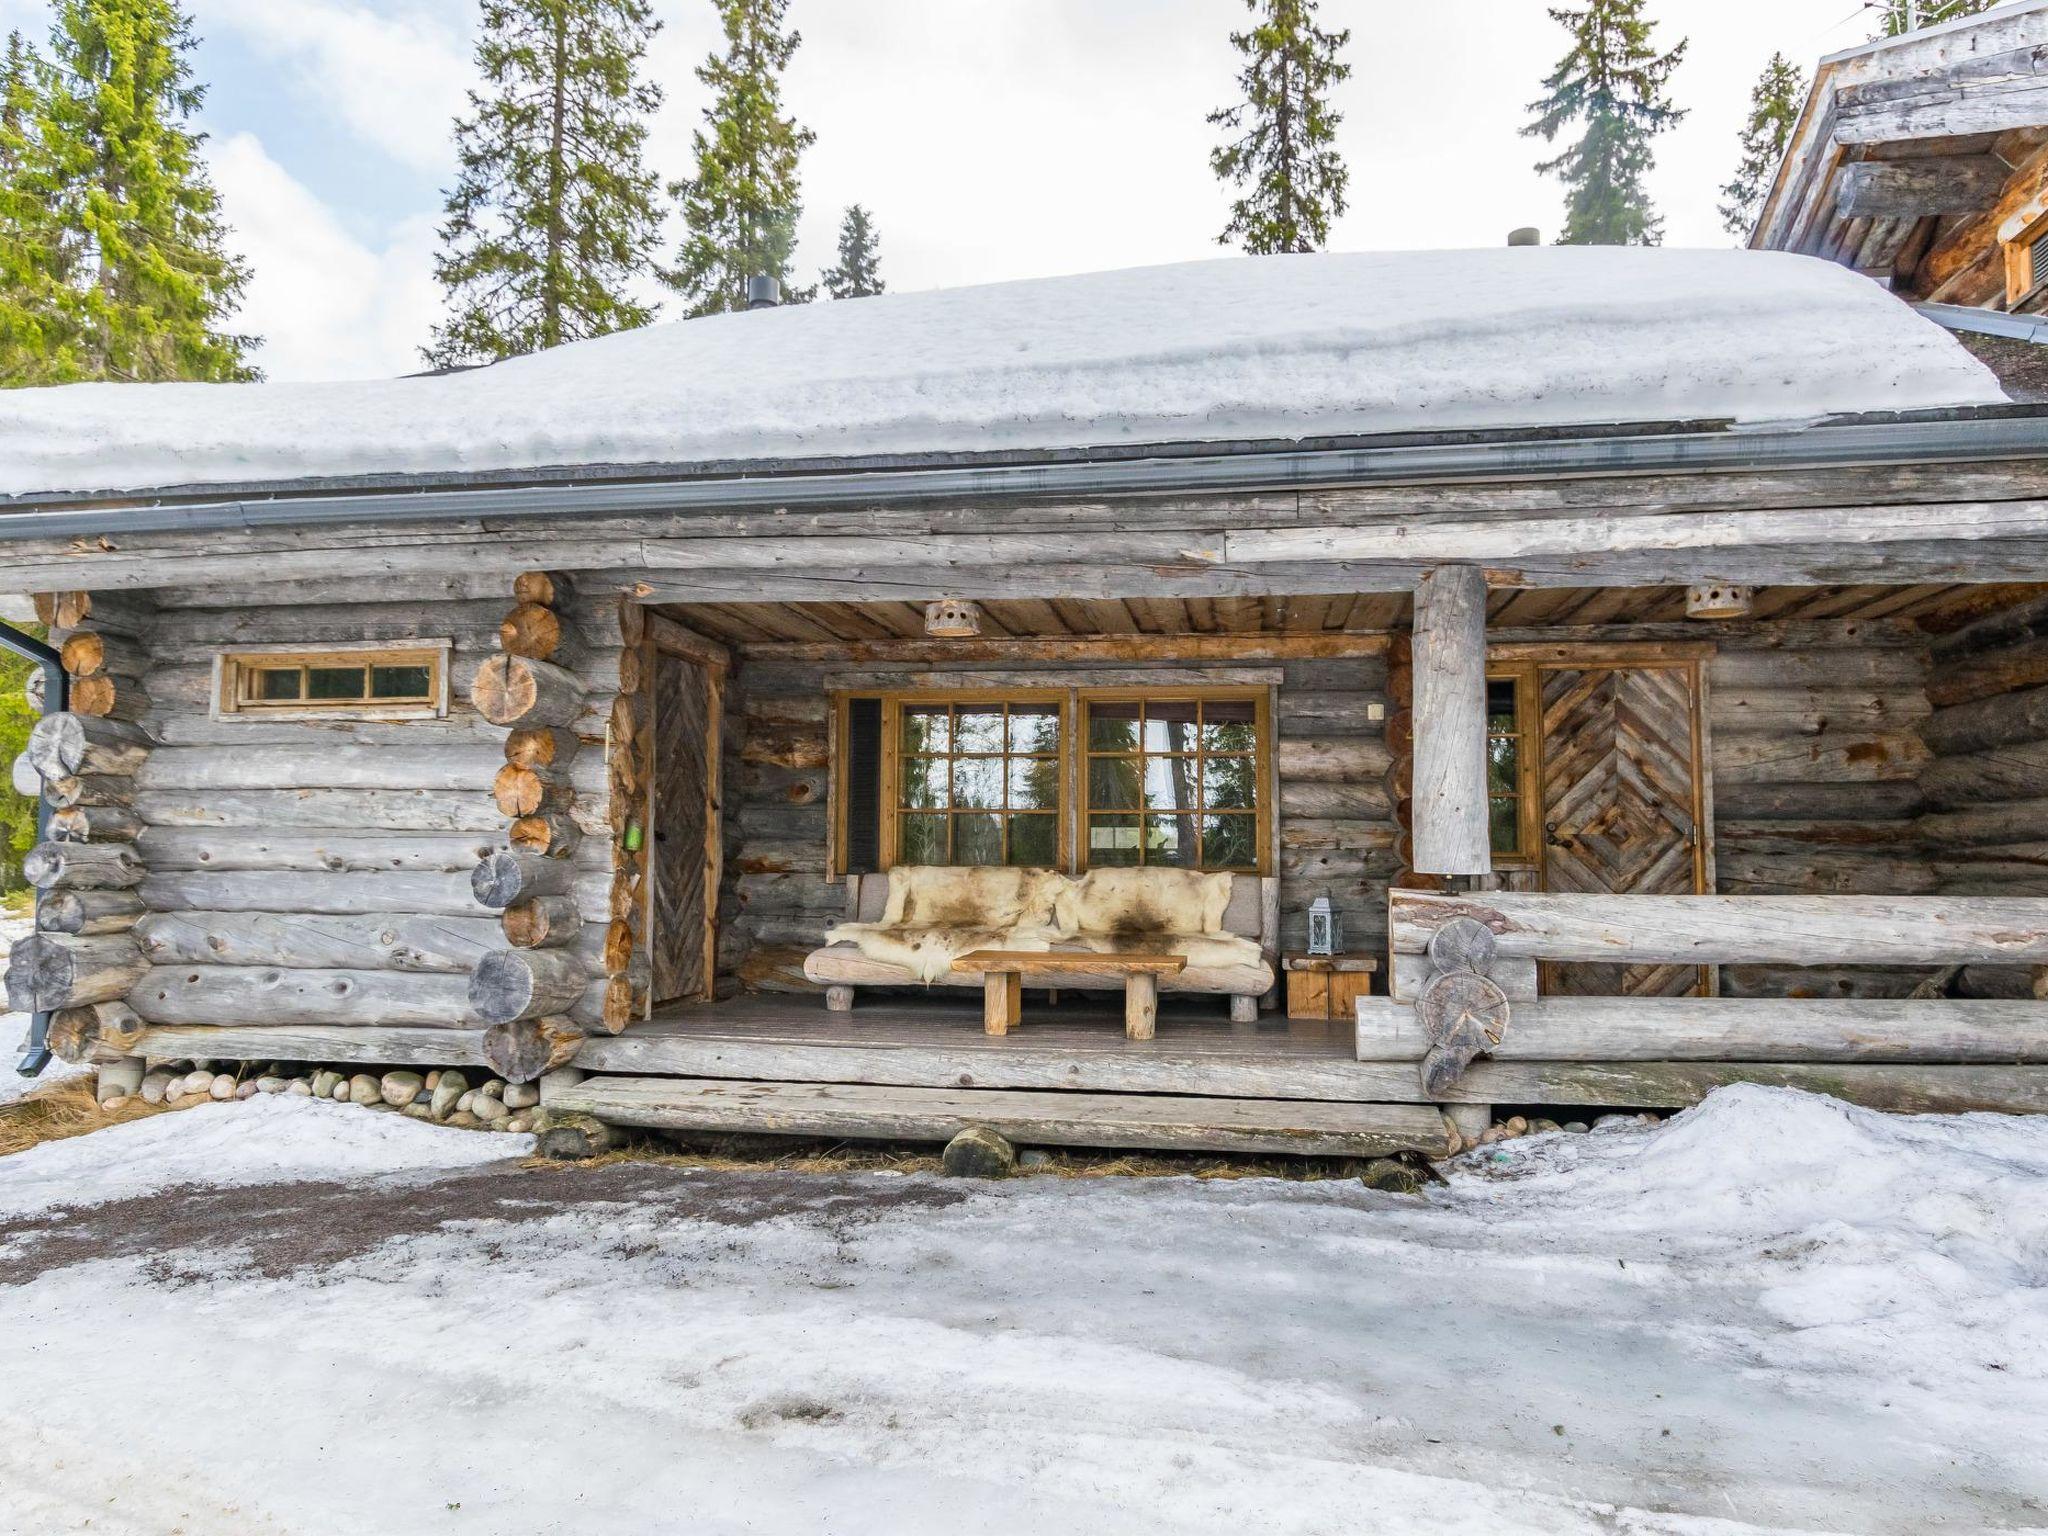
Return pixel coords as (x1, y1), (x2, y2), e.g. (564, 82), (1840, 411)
(573, 992), (1399, 1103)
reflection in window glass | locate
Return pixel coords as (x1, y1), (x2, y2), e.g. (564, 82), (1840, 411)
(892, 700), (1063, 867)
(1487, 674), (1530, 860)
(1083, 697), (1261, 871)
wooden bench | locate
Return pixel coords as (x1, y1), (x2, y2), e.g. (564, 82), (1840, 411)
(955, 951), (1189, 1040)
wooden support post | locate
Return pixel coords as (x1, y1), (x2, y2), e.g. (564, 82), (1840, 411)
(824, 984), (854, 1012)
(1410, 565), (1491, 878)
(1125, 971), (1159, 1041)
(983, 970), (1021, 1036)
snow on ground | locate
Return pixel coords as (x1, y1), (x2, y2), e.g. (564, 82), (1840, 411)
(0, 1093), (528, 1214)
(0, 249), (2004, 498)
(0, 911), (83, 1105)
(0, 1085), (2042, 1535)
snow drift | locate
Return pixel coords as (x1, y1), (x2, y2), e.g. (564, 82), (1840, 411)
(0, 1084), (2041, 1531)
(0, 247), (2006, 498)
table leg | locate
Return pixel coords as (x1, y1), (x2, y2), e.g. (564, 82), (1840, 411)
(984, 970), (1021, 1036)
(1124, 971), (1158, 1041)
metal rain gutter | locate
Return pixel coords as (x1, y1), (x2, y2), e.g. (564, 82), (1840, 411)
(1915, 302), (2048, 346)
(0, 619), (62, 1077)
(7, 412), (2048, 545)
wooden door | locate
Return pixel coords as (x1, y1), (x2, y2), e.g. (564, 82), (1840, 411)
(1538, 661), (1709, 997)
(648, 650), (721, 1005)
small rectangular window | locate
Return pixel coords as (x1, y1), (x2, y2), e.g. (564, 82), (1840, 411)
(1486, 668), (1538, 864)
(216, 643), (449, 720)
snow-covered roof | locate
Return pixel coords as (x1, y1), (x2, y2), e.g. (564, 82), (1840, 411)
(0, 247), (2007, 500)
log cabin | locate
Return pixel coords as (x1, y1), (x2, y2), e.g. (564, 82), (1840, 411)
(4, 245), (2048, 1159)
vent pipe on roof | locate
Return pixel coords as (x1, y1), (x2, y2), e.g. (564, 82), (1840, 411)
(746, 274), (781, 309)
(1508, 227), (1540, 247)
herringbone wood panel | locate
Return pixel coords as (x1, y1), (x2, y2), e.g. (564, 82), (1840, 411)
(1540, 665), (1704, 998)
(651, 654), (712, 1004)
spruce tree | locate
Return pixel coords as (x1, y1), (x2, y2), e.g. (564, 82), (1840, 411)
(426, 0), (666, 368)
(664, 0), (814, 317)
(1207, 0), (1351, 254)
(1523, 1), (1688, 247)
(819, 203), (883, 299)
(16, 0), (255, 383)
(1874, 0), (2000, 37)
(0, 30), (75, 385)
(1718, 53), (1804, 240)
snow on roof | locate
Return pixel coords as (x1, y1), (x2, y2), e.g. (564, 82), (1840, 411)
(0, 247), (2007, 500)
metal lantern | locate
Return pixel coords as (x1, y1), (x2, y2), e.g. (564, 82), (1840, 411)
(1307, 894), (1340, 956)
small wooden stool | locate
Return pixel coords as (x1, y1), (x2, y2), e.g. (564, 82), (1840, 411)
(1283, 954), (1379, 1021)
(954, 951), (1189, 1039)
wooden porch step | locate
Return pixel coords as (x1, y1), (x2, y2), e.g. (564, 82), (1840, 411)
(548, 1075), (1454, 1159)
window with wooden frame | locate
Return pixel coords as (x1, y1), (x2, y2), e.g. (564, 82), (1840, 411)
(886, 695), (1067, 868)
(2006, 207), (2048, 308)
(1484, 666), (1542, 865)
(836, 685), (1273, 876)
(214, 641), (451, 720)
(1081, 693), (1266, 872)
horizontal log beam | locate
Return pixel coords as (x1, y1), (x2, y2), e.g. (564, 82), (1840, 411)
(1389, 891), (2048, 965)
(1439, 1059), (2048, 1114)
(134, 911), (503, 971)
(135, 828), (503, 874)
(1838, 155), (2008, 217)
(1221, 500), (2048, 567)
(129, 966), (476, 1027)
(1357, 996), (2048, 1063)
(128, 1022), (493, 1069)
(1837, 52), (2048, 144)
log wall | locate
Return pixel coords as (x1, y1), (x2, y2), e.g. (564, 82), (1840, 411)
(1917, 594), (2048, 1001)
(88, 582), (632, 1050)
(1705, 624), (1935, 999)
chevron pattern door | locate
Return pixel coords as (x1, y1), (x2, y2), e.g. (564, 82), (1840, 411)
(650, 652), (714, 1005)
(1538, 662), (1708, 997)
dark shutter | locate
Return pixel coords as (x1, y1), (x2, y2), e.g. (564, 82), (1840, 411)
(845, 697), (883, 873)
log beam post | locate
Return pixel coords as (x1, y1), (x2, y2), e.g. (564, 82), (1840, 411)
(1410, 565), (1492, 879)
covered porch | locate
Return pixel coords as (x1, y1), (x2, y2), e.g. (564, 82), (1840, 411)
(556, 570), (2048, 1150)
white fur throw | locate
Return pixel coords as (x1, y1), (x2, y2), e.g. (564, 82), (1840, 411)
(825, 864), (1262, 981)
(826, 865), (1064, 982)
(1055, 868), (1262, 970)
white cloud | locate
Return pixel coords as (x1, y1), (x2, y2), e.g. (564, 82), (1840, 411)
(209, 132), (442, 381)
(200, 0), (472, 177)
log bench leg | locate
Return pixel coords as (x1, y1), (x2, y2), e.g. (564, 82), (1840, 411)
(824, 984), (854, 1013)
(1228, 994), (1258, 1023)
(1125, 972), (1158, 1041)
(983, 971), (1021, 1036)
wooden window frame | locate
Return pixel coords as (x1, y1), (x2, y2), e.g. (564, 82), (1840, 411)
(213, 640), (451, 722)
(878, 689), (1072, 872)
(1078, 687), (1272, 875)
(2006, 206), (2048, 307)
(1483, 662), (1544, 868)
(837, 683), (1275, 876)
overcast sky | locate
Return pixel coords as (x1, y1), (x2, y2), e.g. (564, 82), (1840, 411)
(0, 0), (1905, 381)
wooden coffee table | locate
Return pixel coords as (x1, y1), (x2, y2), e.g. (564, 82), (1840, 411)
(954, 951), (1189, 1040)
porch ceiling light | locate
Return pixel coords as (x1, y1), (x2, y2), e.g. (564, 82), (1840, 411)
(924, 598), (982, 638)
(1686, 583), (1753, 620)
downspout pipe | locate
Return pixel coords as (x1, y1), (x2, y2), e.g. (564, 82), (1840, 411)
(1, 618), (62, 1077)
